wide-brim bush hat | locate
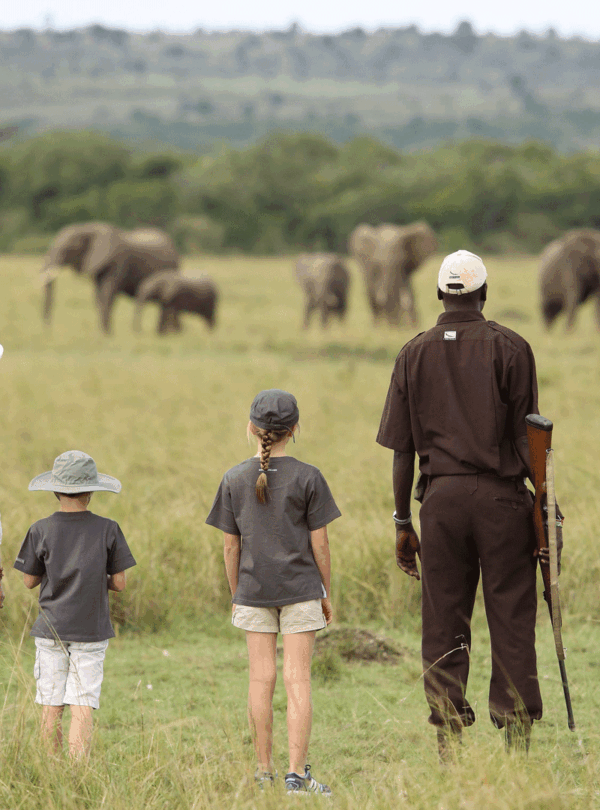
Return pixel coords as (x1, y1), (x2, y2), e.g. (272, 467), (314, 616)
(29, 450), (121, 494)
(438, 250), (487, 294)
(250, 389), (299, 433)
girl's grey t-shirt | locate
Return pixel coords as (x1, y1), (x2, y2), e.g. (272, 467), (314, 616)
(206, 456), (341, 607)
(13, 511), (136, 641)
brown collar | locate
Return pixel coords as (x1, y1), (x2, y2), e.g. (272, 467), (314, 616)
(436, 310), (486, 325)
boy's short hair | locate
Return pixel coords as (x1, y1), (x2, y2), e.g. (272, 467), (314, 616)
(54, 491), (92, 500)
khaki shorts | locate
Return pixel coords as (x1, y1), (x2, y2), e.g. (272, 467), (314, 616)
(34, 637), (109, 709)
(232, 599), (326, 634)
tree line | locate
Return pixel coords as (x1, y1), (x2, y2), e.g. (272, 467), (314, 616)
(1, 130), (599, 255)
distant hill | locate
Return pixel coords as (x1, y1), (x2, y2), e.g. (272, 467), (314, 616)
(2, 22), (600, 151)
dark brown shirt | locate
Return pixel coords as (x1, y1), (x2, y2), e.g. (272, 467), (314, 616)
(376, 310), (539, 477)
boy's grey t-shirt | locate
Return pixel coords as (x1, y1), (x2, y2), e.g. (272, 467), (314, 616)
(206, 456), (341, 607)
(13, 511), (136, 641)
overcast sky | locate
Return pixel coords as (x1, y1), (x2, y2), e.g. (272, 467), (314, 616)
(1, 0), (599, 40)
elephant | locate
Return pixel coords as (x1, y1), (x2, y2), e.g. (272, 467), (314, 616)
(294, 253), (351, 328)
(348, 221), (438, 327)
(40, 222), (181, 334)
(134, 271), (218, 334)
(538, 229), (600, 330)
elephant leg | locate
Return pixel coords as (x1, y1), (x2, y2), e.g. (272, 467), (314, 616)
(366, 285), (380, 323)
(320, 303), (330, 328)
(594, 292), (600, 331)
(564, 282), (578, 332)
(383, 290), (401, 326)
(303, 298), (315, 329)
(400, 284), (418, 328)
(156, 305), (181, 334)
(95, 273), (118, 334)
(43, 279), (55, 326)
(165, 308), (181, 333)
(157, 306), (171, 335)
(133, 303), (143, 333)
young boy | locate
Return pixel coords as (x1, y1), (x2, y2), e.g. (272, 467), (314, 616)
(14, 450), (136, 758)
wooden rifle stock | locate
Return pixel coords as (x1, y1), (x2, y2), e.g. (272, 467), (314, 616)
(525, 414), (575, 731)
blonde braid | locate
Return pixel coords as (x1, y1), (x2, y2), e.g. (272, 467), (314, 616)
(256, 429), (274, 504)
(255, 427), (288, 503)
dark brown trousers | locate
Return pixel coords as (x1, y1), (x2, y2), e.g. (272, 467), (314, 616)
(418, 474), (543, 729)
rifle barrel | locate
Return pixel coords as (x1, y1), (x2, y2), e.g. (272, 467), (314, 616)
(558, 659), (576, 731)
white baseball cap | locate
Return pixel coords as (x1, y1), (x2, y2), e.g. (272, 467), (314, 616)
(438, 250), (487, 295)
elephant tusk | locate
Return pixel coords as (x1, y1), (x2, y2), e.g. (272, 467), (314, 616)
(39, 267), (60, 286)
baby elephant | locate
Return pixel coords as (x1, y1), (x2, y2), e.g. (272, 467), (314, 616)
(134, 271), (218, 334)
(294, 253), (351, 328)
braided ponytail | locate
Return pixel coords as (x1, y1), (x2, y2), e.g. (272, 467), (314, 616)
(249, 424), (290, 504)
(256, 429), (274, 504)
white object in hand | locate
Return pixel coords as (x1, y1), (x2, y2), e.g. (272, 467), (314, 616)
(0, 344), (3, 358)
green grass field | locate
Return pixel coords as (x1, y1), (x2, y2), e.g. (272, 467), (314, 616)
(0, 252), (599, 808)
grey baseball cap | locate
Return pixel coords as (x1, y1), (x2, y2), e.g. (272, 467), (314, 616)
(250, 389), (299, 432)
(29, 450), (121, 494)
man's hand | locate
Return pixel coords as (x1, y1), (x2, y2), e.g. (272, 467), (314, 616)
(395, 524), (421, 580)
(321, 597), (333, 625)
(535, 505), (564, 574)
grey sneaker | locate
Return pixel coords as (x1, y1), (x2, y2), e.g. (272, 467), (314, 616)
(255, 769), (277, 788)
(285, 765), (332, 795)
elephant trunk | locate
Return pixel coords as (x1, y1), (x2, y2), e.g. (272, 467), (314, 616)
(40, 266), (60, 325)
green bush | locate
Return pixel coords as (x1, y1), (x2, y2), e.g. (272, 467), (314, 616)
(8, 233), (53, 254)
(2, 129), (600, 255)
(170, 215), (225, 254)
(104, 180), (179, 228)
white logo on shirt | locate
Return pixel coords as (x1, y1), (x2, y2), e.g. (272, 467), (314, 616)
(444, 331), (457, 340)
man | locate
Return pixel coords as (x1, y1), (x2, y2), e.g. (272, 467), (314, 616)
(376, 250), (543, 755)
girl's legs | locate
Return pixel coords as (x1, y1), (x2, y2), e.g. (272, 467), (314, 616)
(283, 630), (316, 775)
(246, 631), (277, 773)
(69, 705), (93, 759)
(41, 705), (64, 753)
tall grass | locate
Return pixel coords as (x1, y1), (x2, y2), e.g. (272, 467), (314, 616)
(1, 252), (599, 637)
(0, 617), (599, 810)
(1, 250), (600, 808)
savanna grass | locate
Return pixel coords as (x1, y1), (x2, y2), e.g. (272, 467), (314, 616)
(0, 251), (599, 807)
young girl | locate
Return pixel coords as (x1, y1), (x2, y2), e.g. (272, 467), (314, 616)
(206, 389), (340, 794)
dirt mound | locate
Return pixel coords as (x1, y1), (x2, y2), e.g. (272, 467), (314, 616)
(314, 628), (403, 664)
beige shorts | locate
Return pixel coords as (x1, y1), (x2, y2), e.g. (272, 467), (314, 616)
(232, 599), (326, 634)
(34, 637), (109, 709)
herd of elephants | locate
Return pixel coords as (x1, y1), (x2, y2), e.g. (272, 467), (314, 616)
(38, 220), (600, 334)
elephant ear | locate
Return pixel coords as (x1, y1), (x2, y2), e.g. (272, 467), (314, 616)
(350, 224), (378, 261)
(403, 222), (438, 274)
(80, 225), (122, 278)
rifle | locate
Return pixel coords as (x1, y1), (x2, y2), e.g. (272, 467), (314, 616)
(525, 414), (575, 731)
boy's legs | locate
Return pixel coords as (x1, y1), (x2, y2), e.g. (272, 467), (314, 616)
(63, 640), (109, 759)
(245, 631), (277, 773)
(282, 630), (315, 776)
(35, 638), (70, 752)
